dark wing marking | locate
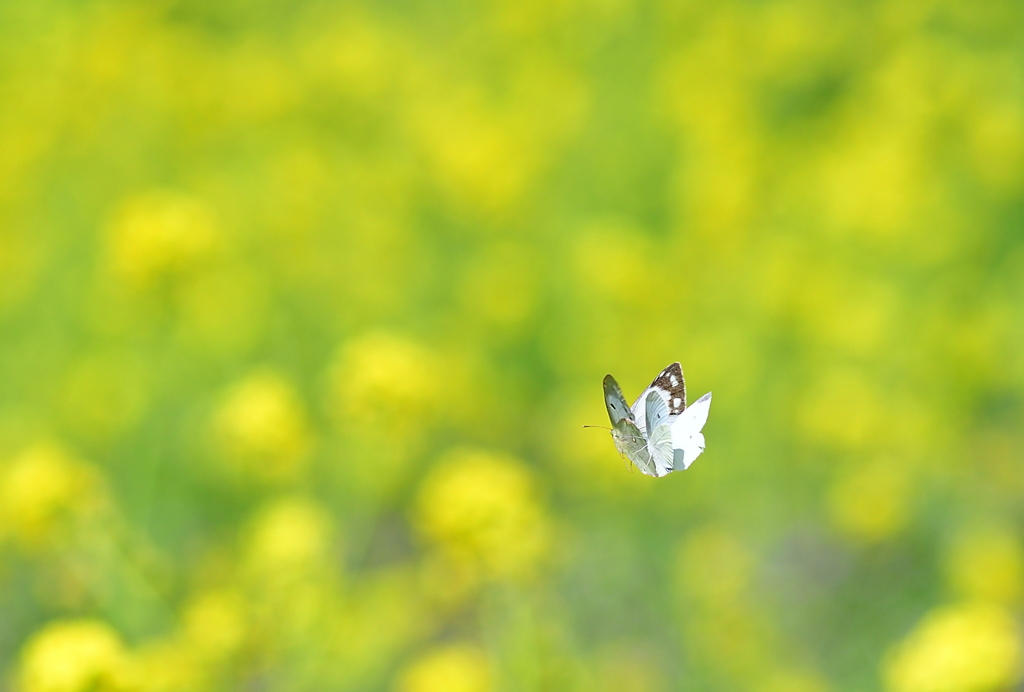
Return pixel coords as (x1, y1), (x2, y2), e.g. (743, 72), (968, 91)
(632, 362), (687, 416)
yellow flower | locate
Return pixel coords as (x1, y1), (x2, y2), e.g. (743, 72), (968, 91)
(244, 496), (335, 575)
(884, 604), (1023, 692)
(0, 444), (103, 549)
(328, 332), (442, 496)
(330, 332), (439, 427)
(395, 644), (492, 692)
(798, 369), (883, 450)
(105, 191), (217, 286)
(414, 449), (549, 581)
(406, 87), (538, 215)
(946, 527), (1024, 604)
(212, 370), (311, 483)
(18, 620), (131, 692)
(181, 589), (247, 662)
(828, 460), (912, 542)
(298, 11), (397, 100)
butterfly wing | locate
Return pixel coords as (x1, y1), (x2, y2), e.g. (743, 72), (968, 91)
(605, 374), (658, 476)
(612, 418), (658, 476)
(671, 392), (712, 469)
(631, 362), (688, 433)
(604, 374), (633, 427)
(644, 391), (675, 477)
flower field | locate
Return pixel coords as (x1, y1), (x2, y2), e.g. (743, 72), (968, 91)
(2, 1), (1024, 691)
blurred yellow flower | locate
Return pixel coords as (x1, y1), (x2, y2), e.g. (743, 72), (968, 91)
(181, 589), (247, 662)
(105, 191), (218, 286)
(404, 54), (585, 219)
(946, 527), (1024, 604)
(821, 128), (925, 241)
(407, 87), (538, 215)
(799, 369), (883, 450)
(884, 603), (1023, 692)
(298, 11), (397, 99)
(395, 644), (492, 692)
(331, 332), (440, 427)
(244, 496), (335, 575)
(18, 620), (132, 692)
(212, 370), (311, 483)
(827, 460), (912, 542)
(414, 449), (549, 581)
(0, 444), (103, 549)
(328, 332), (443, 496)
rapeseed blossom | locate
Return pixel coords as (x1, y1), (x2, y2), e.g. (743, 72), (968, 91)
(395, 644), (492, 692)
(414, 449), (549, 582)
(0, 444), (104, 550)
(105, 192), (218, 287)
(884, 604), (1022, 692)
(18, 620), (131, 692)
(212, 371), (311, 483)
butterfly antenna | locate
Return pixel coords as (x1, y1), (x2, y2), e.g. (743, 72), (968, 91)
(582, 425), (611, 431)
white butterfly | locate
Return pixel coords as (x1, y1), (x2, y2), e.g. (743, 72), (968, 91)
(602, 362), (711, 477)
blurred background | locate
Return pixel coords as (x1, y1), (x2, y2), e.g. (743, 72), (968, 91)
(2, 0), (1024, 691)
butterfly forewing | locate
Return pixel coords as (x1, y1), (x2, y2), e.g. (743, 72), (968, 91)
(631, 362), (688, 432)
(603, 374), (633, 427)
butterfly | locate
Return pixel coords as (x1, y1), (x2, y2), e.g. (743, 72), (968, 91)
(601, 362), (711, 477)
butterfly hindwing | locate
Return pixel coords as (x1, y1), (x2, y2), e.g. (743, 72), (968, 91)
(671, 392), (712, 469)
(613, 418), (657, 476)
(645, 391), (674, 477)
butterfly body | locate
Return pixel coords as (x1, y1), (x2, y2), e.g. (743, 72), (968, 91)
(603, 363), (711, 477)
